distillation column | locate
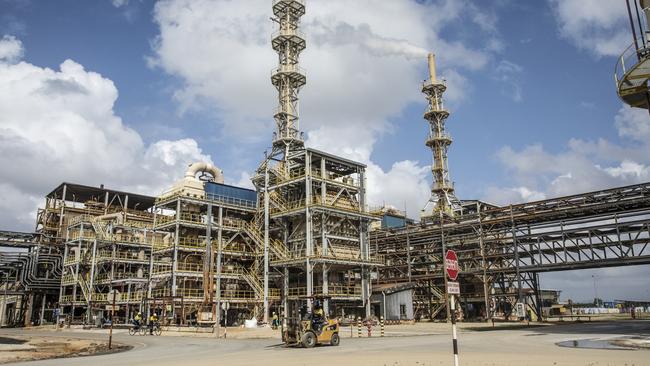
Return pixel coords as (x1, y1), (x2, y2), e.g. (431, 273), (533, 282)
(271, 0), (307, 153)
(421, 53), (460, 221)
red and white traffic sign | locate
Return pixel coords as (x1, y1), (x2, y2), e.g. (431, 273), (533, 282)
(445, 249), (459, 281)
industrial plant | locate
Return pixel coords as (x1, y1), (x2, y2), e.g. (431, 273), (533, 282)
(1, 0), (650, 335)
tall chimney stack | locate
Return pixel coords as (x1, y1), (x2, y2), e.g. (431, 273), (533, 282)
(427, 53), (437, 82)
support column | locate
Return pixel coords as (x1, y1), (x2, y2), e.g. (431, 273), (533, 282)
(126, 283), (132, 321)
(510, 206), (522, 304)
(104, 192), (109, 215)
(215, 206), (223, 337)
(320, 157), (328, 313)
(87, 238), (97, 324)
(282, 267), (289, 327)
(440, 211), (449, 321)
(23, 294), (33, 327)
(204, 204), (213, 305)
(71, 223), (83, 321)
(172, 200), (181, 298)
(361, 267), (370, 319)
(305, 151), (313, 310)
(477, 203), (490, 322)
(533, 273), (543, 322)
(359, 168), (370, 318)
(263, 167), (270, 324)
(58, 184), (67, 230)
(59, 233), (69, 319)
(146, 226), (154, 319)
(322, 264), (329, 315)
(406, 224), (412, 282)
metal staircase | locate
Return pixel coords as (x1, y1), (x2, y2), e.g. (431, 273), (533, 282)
(413, 282), (446, 320)
(269, 191), (288, 211)
(78, 273), (92, 302)
(91, 218), (111, 241)
(239, 265), (263, 296)
(242, 222), (289, 260)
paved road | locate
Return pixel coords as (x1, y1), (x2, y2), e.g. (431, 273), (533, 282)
(1, 321), (649, 366)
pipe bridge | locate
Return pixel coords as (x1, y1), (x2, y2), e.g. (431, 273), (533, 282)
(371, 182), (650, 319)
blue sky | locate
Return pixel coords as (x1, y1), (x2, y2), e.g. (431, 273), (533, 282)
(0, 0), (649, 302)
(2, 0), (631, 198)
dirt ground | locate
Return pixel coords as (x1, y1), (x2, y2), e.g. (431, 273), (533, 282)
(0, 335), (129, 364)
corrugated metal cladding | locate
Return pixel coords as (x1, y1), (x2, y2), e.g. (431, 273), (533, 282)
(204, 182), (257, 203)
(382, 215), (406, 229)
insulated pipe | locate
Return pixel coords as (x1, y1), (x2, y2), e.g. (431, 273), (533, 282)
(0, 253), (62, 290)
(427, 53), (437, 82)
(185, 162), (224, 184)
(96, 212), (123, 221)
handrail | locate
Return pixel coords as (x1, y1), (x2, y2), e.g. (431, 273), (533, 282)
(272, 28), (306, 42)
(287, 285), (362, 297)
(68, 230), (96, 241)
(151, 287), (268, 301)
(155, 190), (257, 209)
(272, 0), (305, 8)
(615, 37), (649, 86)
(96, 250), (149, 262)
(67, 215), (94, 226)
(271, 64), (306, 77)
(205, 192), (256, 209)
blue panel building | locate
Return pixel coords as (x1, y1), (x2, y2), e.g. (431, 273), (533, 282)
(204, 182), (257, 208)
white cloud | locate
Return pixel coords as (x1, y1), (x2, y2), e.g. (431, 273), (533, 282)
(485, 105), (650, 204)
(234, 171), (255, 190)
(602, 160), (650, 180)
(0, 37), (212, 230)
(111, 0), (129, 8)
(0, 35), (23, 63)
(365, 161), (431, 218)
(0, 183), (41, 231)
(484, 186), (546, 206)
(150, 0), (502, 218)
(616, 103), (650, 141)
(549, 0), (630, 57)
(493, 59), (523, 102)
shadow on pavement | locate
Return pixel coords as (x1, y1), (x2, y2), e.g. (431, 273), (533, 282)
(529, 320), (650, 335)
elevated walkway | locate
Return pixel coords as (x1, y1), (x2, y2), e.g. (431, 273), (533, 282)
(615, 40), (650, 109)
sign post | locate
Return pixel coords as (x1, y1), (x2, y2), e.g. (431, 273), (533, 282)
(445, 250), (460, 366)
(107, 290), (120, 350)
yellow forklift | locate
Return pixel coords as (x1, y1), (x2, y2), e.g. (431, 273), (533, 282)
(281, 296), (340, 348)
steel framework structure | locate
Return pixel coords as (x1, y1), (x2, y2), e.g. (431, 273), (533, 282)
(152, 188), (275, 327)
(371, 182), (650, 320)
